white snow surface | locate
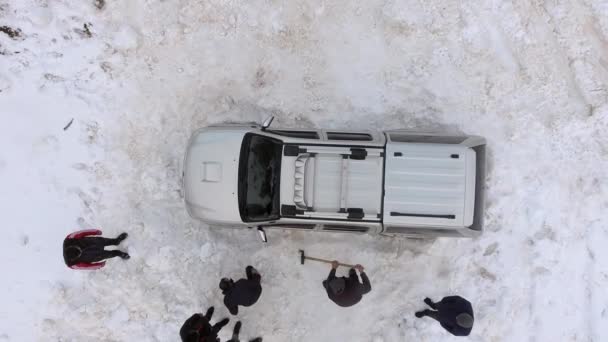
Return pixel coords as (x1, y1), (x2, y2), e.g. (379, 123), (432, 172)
(1, 0), (608, 341)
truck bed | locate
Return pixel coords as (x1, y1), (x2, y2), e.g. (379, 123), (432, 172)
(383, 142), (476, 229)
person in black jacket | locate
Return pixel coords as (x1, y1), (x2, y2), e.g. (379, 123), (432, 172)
(322, 261), (371, 307)
(180, 307), (229, 342)
(227, 321), (262, 342)
(415, 296), (474, 336)
(220, 266), (262, 315)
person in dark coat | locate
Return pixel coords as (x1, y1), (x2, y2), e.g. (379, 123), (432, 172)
(220, 266), (262, 315)
(415, 296), (474, 336)
(227, 321), (262, 342)
(63, 229), (129, 270)
(180, 307), (229, 342)
(322, 261), (371, 307)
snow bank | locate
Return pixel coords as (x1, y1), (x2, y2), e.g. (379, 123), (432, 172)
(1, 0), (607, 341)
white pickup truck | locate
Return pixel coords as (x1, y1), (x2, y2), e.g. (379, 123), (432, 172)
(183, 117), (486, 240)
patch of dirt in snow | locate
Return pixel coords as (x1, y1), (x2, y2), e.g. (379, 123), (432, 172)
(94, 0), (105, 11)
(0, 26), (22, 39)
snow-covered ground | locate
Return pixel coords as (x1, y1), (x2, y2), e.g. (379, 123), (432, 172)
(1, 0), (608, 341)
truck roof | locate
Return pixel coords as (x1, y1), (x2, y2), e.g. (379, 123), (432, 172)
(280, 144), (384, 222)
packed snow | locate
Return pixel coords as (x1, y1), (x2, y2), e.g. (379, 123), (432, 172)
(1, 0), (607, 341)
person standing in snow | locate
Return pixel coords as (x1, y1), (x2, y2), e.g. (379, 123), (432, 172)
(415, 296), (474, 336)
(227, 321), (262, 342)
(62, 229), (129, 270)
(322, 261), (371, 307)
(220, 266), (262, 315)
(180, 307), (229, 342)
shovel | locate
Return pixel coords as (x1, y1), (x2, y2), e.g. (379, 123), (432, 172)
(299, 249), (355, 268)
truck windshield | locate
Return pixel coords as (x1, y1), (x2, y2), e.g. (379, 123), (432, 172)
(238, 133), (282, 222)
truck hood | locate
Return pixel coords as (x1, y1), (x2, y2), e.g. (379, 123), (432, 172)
(183, 129), (246, 224)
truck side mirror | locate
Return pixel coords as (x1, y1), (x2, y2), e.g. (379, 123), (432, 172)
(257, 227), (268, 243)
(261, 116), (274, 130)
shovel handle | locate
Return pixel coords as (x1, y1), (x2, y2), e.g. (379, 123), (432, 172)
(305, 256), (355, 268)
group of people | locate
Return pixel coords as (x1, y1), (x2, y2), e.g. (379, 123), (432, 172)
(180, 264), (264, 342)
(62, 229), (475, 339)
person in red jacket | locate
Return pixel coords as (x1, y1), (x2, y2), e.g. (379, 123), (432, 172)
(180, 307), (229, 342)
(63, 229), (130, 270)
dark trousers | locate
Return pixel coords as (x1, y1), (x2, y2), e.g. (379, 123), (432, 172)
(202, 307), (229, 336)
(227, 321), (262, 342)
(83, 237), (121, 247)
(419, 309), (441, 321)
(419, 298), (441, 320)
(78, 237), (124, 262)
(228, 321), (242, 342)
(203, 307), (214, 321)
(210, 319), (229, 335)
